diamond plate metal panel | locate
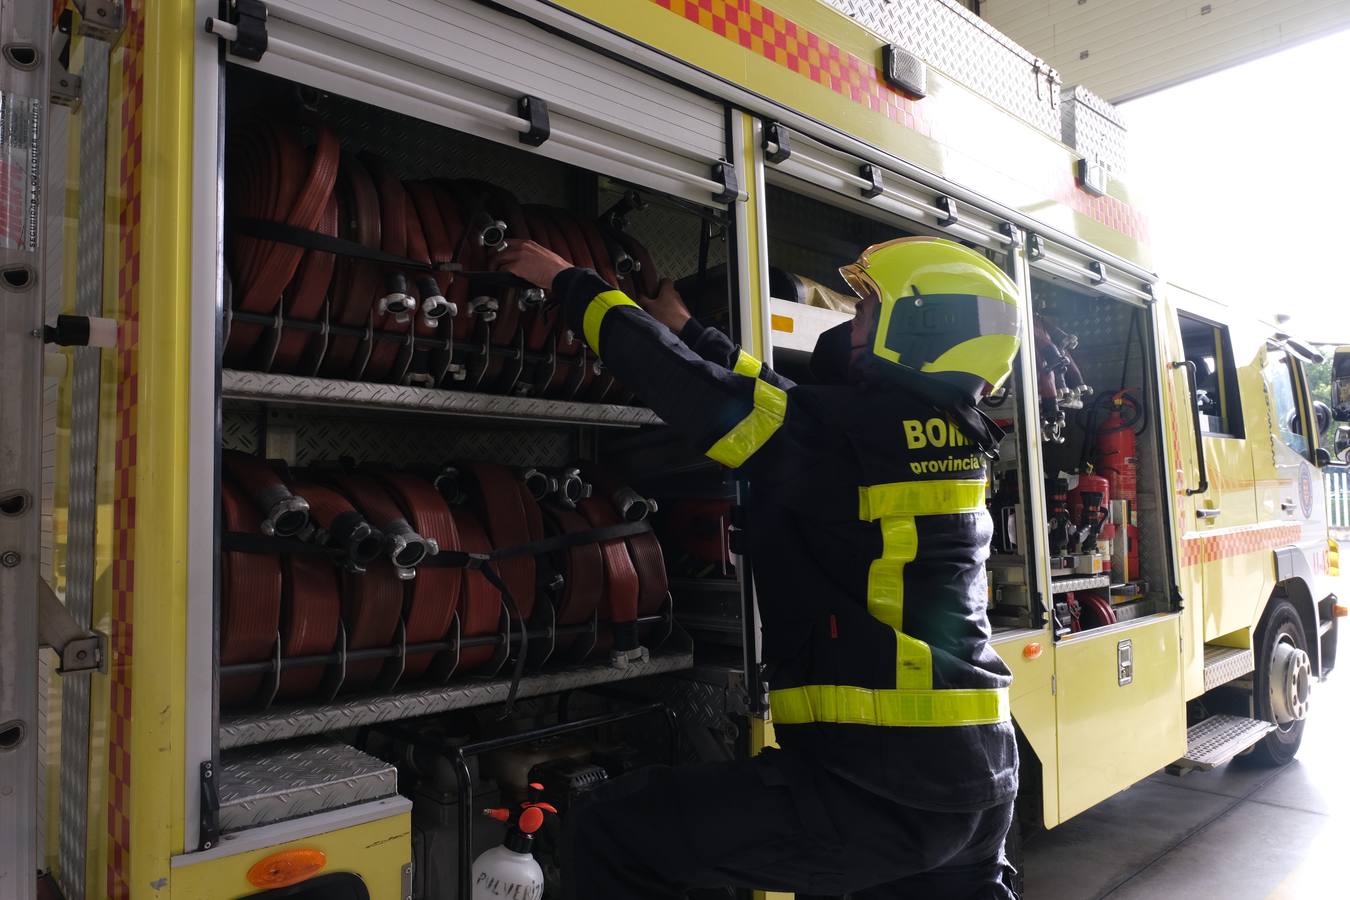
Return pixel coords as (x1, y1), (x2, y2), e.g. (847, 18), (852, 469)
(825, 0), (1061, 138)
(1050, 574), (1111, 595)
(1203, 645), (1255, 692)
(219, 650), (695, 749)
(1178, 715), (1275, 770)
(1061, 85), (1128, 177)
(59, 39), (111, 900)
(222, 407), (575, 468)
(221, 370), (662, 427)
(217, 739), (397, 832)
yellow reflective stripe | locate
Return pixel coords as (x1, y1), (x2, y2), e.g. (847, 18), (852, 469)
(732, 350), (763, 378)
(862, 479), (988, 694)
(770, 684), (1010, 727)
(581, 290), (640, 353)
(859, 478), (987, 520)
(868, 515), (931, 689)
(706, 378), (787, 468)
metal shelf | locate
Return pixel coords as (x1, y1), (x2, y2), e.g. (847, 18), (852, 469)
(1050, 574), (1111, 595)
(221, 369), (664, 428)
(219, 649), (695, 749)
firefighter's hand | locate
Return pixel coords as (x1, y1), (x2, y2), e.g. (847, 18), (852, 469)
(639, 278), (691, 332)
(491, 239), (571, 289)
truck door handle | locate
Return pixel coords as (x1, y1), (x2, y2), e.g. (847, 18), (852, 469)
(1196, 508), (1222, 520)
(1281, 499), (1297, 513)
(1171, 361), (1210, 496)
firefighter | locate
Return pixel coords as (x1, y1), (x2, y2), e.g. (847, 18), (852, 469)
(494, 235), (1022, 899)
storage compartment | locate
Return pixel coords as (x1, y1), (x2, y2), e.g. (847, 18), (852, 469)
(1029, 275), (1175, 634)
(208, 54), (755, 899)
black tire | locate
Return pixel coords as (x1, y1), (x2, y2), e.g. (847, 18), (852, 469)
(1244, 598), (1311, 768)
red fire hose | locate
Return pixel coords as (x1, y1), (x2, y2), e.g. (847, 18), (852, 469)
(277, 552), (340, 701)
(221, 450), (311, 538)
(322, 152), (383, 379)
(220, 482), (282, 707)
(453, 506), (506, 672)
(226, 120), (339, 364)
(379, 471), (462, 680)
(273, 190), (338, 373)
(463, 462), (536, 620)
(341, 559), (406, 691)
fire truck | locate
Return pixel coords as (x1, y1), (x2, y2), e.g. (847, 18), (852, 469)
(1, 1), (1344, 898)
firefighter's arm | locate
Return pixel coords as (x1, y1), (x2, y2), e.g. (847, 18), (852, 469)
(490, 240), (794, 469)
(646, 277), (793, 391)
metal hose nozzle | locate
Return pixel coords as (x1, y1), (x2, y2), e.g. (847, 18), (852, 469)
(261, 494), (311, 538)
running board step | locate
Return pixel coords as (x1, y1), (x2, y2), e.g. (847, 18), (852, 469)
(1203, 644), (1254, 691)
(1168, 715), (1275, 774)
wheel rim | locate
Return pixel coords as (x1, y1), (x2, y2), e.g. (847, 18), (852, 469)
(1269, 635), (1312, 727)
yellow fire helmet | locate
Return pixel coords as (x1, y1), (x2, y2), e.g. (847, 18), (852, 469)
(839, 236), (1022, 403)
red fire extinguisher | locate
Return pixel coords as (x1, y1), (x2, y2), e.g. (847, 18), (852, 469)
(1093, 390), (1141, 579)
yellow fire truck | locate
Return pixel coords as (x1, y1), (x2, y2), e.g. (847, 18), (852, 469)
(2, 1), (1344, 898)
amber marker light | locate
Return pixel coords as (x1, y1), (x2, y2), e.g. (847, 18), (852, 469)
(246, 848), (327, 889)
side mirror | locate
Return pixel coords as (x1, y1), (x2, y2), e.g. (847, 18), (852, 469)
(1336, 425), (1350, 462)
(1334, 346), (1350, 420)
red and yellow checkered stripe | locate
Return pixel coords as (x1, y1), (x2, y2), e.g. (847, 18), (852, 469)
(654, 0), (932, 135)
(107, 2), (145, 895)
(1180, 522), (1304, 568)
(649, 0), (1146, 241)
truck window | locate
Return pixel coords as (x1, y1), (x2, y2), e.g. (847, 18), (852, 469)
(1178, 313), (1244, 437)
(1265, 353), (1310, 458)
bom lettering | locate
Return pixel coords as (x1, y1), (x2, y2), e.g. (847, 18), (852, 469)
(903, 417), (971, 450)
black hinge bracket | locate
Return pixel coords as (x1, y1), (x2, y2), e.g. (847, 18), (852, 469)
(999, 221), (1020, 246)
(198, 760), (221, 851)
(712, 161), (739, 204)
(936, 195), (958, 227)
(763, 121), (791, 164)
(517, 95), (550, 146)
(860, 164), (884, 199)
(205, 0), (269, 62)
(1026, 233), (1045, 261)
(1087, 260), (1107, 285)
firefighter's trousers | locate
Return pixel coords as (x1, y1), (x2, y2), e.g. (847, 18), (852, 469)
(562, 747), (1016, 899)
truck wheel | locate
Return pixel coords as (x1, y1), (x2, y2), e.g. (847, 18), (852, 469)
(1245, 598), (1312, 767)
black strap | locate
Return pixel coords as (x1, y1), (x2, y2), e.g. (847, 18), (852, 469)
(431, 520), (652, 567)
(477, 560), (528, 716)
(233, 217), (460, 273)
(220, 519), (652, 561)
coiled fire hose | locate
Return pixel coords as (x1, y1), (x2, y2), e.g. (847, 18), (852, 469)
(378, 471), (462, 680)
(225, 120), (339, 365)
(221, 450), (311, 538)
(220, 481), (282, 707)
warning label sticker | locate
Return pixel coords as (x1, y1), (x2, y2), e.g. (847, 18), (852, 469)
(0, 91), (42, 252)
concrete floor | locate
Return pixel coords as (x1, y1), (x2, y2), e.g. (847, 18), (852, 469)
(1024, 634), (1349, 899)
